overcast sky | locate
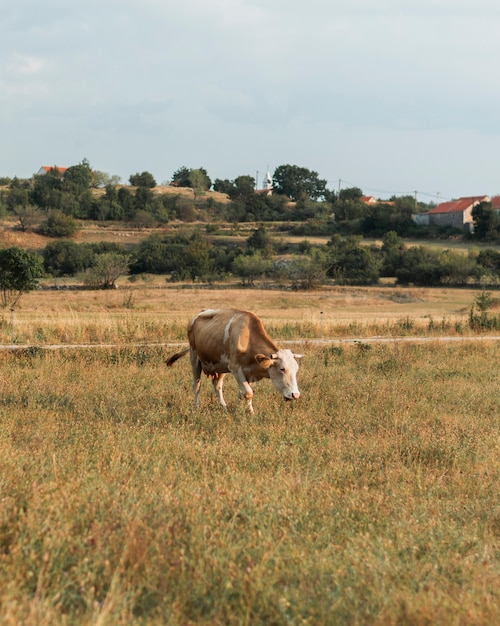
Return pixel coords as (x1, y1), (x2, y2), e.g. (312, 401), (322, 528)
(2, 0), (500, 201)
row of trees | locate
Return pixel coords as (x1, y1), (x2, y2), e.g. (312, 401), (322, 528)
(1, 161), (499, 241)
(41, 227), (500, 288)
(1, 228), (499, 313)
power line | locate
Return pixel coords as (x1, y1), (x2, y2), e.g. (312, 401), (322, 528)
(329, 178), (453, 202)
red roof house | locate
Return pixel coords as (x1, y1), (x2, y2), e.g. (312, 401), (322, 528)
(490, 196), (500, 213)
(425, 196), (490, 232)
(360, 195), (377, 204)
(36, 165), (68, 176)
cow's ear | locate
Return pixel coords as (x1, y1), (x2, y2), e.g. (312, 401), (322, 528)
(255, 354), (273, 369)
(293, 353), (304, 360)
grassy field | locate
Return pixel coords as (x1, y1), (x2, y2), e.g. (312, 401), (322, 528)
(0, 288), (499, 624)
(3, 284), (498, 347)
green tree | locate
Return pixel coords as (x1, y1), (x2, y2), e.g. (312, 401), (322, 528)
(129, 233), (189, 274)
(6, 180), (30, 213)
(213, 175), (255, 199)
(438, 250), (476, 285)
(129, 171), (157, 188)
(43, 240), (95, 276)
(476, 249), (500, 278)
(189, 168), (211, 200)
(63, 160), (93, 192)
(287, 251), (327, 290)
(12, 204), (40, 232)
(246, 225), (275, 258)
(0, 247), (44, 309)
(273, 165), (327, 201)
(32, 167), (64, 209)
(83, 253), (129, 289)
(335, 188), (366, 222)
(395, 247), (443, 286)
(93, 171), (121, 188)
(472, 201), (499, 240)
(232, 252), (272, 286)
(182, 232), (211, 281)
(39, 211), (80, 238)
(381, 231), (405, 277)
(171, 166), (191, 187)
(326, 236), (380, 285)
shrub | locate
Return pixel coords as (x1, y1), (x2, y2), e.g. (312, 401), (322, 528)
(38, 211), (80, 238)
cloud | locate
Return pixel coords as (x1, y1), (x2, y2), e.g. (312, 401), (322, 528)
(2, 0), (500, 195)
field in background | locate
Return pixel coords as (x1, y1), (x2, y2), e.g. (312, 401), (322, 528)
(0, 338), (498, 624)
(2, 284), (497, 347)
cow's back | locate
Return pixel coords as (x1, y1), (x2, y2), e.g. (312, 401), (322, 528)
(188, 308), (277, 371)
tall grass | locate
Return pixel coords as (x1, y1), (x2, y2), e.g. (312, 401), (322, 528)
(0, 341), (498, 624)
(3, 284), (498, 346)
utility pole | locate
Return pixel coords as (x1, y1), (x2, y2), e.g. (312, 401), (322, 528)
(338, 178), (342, 201)
(414, 190), (418, 210)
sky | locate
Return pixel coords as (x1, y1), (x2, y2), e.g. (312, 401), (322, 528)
(2, 0), (500, 202)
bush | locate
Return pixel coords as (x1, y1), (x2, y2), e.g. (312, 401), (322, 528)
(38, 211), (80, 238)
(0, 246), (44, 308)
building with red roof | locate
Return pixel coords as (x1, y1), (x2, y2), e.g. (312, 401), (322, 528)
(417, 196), (490, 232)
(36, 165), (68, 176)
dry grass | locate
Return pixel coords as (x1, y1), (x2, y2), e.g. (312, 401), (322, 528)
(2, 284), (493, 347)
(0, 339), (498, 624)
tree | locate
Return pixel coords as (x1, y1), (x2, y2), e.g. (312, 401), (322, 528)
(0, 247), (44, 309)
(326, 235), (380, 285)
(38, 211), (80, 237)
(93, 171), (121, 188)
(335, 187), (366, 222)
(476, 249), (500, 277)
(189, 168), (211, 200)
(43, 240), (95, 276)
(63, 160), (94, 192)
(12, 204), (40, 232)
(287, 251), (327, 290)
(472, 201), (499, 240)
(273, 164), (327, 201)
(246, 225), (275, 258)
(171, 166), (191, 187)
(394, 247), (443, 286)
(32, 167), (64, 209)
(381, 231), (405, 277)
(438, 249), (476, 285)
(182, 232), (211, 281)
(129, 171), (156, 188)
(83, 253), (129, 289)
(232, 252), (272, 286)
(6, 180), (30, 213)
(213, 175), (255, 199)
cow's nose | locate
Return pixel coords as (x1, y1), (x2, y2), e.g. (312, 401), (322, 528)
(290, 392), (300, 400)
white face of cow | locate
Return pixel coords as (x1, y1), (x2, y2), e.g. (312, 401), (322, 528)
(255, 349), (302, 401)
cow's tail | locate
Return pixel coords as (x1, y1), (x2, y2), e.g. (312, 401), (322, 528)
(166, 347), (190, 367)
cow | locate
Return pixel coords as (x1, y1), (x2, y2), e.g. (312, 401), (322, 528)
(166, 308), (302, 413)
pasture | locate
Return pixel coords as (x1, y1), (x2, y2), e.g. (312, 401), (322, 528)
(0, 287), (499, 624)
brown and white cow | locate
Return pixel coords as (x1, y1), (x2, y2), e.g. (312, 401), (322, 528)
(166, 308), (302, 413)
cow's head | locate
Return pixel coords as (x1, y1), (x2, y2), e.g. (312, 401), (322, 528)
(255, 349), (302, 401)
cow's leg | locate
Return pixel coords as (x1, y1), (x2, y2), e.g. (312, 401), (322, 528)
(232, 370), (254, 413)
(211, 373), (227, 408)
(190, 350), (202, 407)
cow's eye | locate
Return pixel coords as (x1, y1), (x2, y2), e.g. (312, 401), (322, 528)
(280, 367), (286, 373)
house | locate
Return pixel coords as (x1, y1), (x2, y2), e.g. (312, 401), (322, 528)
(360, 195), (394, 206)
(422, 196), (490, 232)
(490, 196), (500, 215)
(36, 165), (68, 176)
